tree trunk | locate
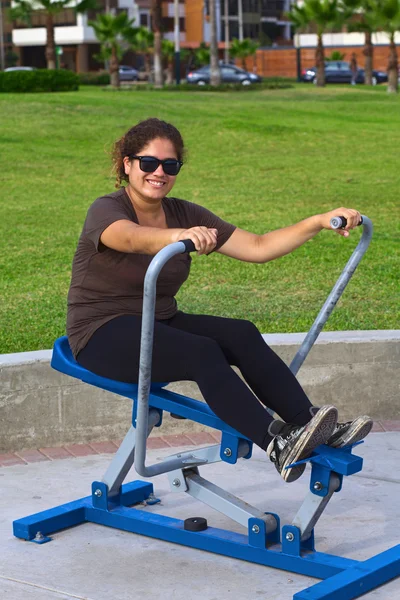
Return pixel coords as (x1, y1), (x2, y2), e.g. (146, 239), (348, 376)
(209, 0), (221, 86)
(166, 57), (173, 84)
(152, 0), (163, 88)
(145, 53), (151, 81)
(45, 13), (56, 70)
(387, 34), (398, 94)
(315, 33), (325, 87)
(110, 44), (120, 88)
(363, 30), (373, 86)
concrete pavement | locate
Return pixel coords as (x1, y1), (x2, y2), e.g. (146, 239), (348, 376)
(1, 432), (400, 599)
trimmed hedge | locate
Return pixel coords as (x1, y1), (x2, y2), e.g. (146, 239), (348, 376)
(168, 79), (295, 91)
(0, 69), (79, 93)
(102, 79), (294, 92)
(78, 71), (110, 86)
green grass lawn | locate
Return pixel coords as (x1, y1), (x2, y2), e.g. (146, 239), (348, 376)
(0, 84), (399, 354)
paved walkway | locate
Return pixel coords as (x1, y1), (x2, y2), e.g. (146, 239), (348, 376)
(1, 432), (400, 599)
(1, 421), (399, 469)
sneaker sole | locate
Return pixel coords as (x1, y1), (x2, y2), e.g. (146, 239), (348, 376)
(282, 406), (338, 483)
(330, 416), (373, 448)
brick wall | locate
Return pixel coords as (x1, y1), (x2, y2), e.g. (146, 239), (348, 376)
(243, 45), (398, 78)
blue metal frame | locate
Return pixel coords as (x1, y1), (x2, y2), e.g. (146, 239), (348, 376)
(13, 338), (400, 600)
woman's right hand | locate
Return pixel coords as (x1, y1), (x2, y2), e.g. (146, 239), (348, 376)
(174, 227), (218, 255)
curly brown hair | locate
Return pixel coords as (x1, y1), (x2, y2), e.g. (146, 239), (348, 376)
(111, 118), (185, 187)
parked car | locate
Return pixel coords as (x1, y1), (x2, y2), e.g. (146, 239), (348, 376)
(119, 65), (139, 81)
(5, 66), (36, 72)
(302, 61), (387, 85)
(187, 63), (262, 85)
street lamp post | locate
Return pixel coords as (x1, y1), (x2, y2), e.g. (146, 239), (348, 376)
(174, 0), (180, 84)
(209, 0), (220, 85)
(238, 0), (243, 41)
(224, 0), (229, 63)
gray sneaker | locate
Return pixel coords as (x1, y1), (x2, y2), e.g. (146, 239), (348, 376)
(327, 415), (373, 448)
(267, 405), (338, 483)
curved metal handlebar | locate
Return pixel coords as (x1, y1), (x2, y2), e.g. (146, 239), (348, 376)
(134, 217), (373, 477)
(135, 241), (197, 477)
(289, 215), (373, 375)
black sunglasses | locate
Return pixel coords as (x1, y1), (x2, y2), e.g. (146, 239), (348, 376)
(130, 155), (183, 176)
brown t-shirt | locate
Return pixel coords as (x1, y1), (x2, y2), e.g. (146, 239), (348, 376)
(67, 187), (236, 358)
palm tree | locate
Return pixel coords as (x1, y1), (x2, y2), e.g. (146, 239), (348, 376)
(162, 39), (189, 84)
(194, 42), (210, 67)
(340, 0), (380, 85)
(373, 0), (400, 93)
(209, 0), (221, 86)
(162, 39), (174, 84)
(89, 12), (139, 88)
(133, 27), (154, 81)
(230, 37), (259, 70)
(151, 0), (163, 88)
(288, 0), (341, 87)
(9, 0), (96, 70)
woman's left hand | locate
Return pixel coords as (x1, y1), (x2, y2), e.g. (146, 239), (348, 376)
(319, 207), (362, 237)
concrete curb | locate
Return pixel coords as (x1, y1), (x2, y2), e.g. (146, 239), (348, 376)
(1, 330), (399, 453)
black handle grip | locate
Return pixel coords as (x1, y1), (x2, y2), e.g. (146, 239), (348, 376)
(330, 216), (364, 230)
(181, 239), (197, 253)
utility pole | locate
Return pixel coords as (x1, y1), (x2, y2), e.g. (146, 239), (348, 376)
(238, 0), (243, 41)
(224, 0), (229, 63)
(174, 0), (180, 84)
(0, 0), (5, 71)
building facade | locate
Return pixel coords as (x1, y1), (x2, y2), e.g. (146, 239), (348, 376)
(185, 0), (291, 47)
(10, 0), (187, 71)
(9, 0), (291, 72)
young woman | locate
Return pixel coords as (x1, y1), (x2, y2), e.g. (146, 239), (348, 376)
(67, 118), (372, 483)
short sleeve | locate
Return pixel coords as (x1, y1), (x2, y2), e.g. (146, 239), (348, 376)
(168, 199), (236, 251)
(84, 195), (132, 251)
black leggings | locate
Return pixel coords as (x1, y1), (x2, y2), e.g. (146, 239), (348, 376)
(77, 312), (314, 450)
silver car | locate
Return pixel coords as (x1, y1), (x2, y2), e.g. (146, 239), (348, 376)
(187, 63), (261, 85)
(119, 65), (139, 81)
(5, 66), (36, 72)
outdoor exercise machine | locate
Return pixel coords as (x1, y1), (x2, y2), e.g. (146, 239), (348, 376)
(13, 216), (400, 599)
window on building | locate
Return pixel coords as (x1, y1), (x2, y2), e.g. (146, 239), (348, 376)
(140, 12), (149, 27)
(228, 0), (238, 16)
(243, 0), (259, 12)
(243, 23), (259, 39)
(230, 20), (239, 40)
(261, 0), (284, 19)
(162, 16), (185, 33)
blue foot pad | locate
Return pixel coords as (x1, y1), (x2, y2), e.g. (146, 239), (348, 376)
(30, 533), (52, 544)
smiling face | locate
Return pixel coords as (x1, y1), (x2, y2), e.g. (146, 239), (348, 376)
(123, 137), (178, 205)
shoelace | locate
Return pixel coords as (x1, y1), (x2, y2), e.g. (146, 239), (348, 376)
(270, 426), (303, 463)
(334, 421), (351, 432)
(284, 427), (302, 442)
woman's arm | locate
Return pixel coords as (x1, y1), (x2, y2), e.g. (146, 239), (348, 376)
(217, 207), (362, 264)
(100, 220), (218, 255)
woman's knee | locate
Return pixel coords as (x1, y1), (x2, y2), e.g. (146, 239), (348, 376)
(186, 336), (227, 373)
(226, 318), (261, 343)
